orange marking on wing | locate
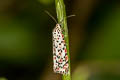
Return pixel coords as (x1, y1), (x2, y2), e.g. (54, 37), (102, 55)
(54, 57), (56, 60)
(65, 56), (68, 61)
(62, 34), (64, 38)
(59, 59), (63, 62)
(65, 49), (67, 53)
(56, 68), (59, 71)
(63, 67), (66, 69)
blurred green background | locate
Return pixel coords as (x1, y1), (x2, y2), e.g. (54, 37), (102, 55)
(0, 0), (120, 80)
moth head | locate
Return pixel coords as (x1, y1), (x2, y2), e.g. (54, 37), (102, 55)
(56, 24), (61, 28)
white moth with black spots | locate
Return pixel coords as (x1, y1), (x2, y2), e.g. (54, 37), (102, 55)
(53, 24), (69, 74)
(44, 10), (73, 75)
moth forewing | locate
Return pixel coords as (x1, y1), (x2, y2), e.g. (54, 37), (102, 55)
(45, 11), (71, 74)
(52, 24), (69, 74)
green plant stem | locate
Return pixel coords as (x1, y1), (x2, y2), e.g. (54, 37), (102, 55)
(55, 0), (71, 80)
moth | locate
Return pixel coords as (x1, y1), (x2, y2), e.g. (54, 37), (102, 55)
(45, 11), (75, 74)
(52, 23), (69, 74)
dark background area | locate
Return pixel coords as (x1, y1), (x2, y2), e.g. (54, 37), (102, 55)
(0, 0), (120, 80)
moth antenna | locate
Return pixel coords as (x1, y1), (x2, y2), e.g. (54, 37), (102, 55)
(67, 15), (76, 18)
(59, 15), (76, 25)
(45, 10), (57, 24)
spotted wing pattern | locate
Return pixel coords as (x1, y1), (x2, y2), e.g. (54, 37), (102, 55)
(52, 24), (69, 74)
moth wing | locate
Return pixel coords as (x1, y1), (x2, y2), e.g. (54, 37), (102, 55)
(52, 24), (69, 74)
